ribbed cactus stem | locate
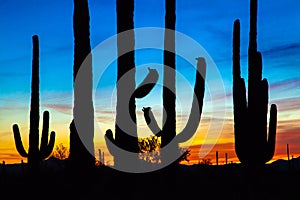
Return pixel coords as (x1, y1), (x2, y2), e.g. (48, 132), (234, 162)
(115, 0), (138, 154)
(12, 35), (55, 169)
(143, 0), (205, 166)
(28, 35), (40, 166)
(69, 0), (95, 169)
(105, 0), (159, 169)
(143, 58), (206, 147)
(162, 0), (176, 148)
(233, 20), (241, 80)
(40, 111), (55, 160)
(249, 0), (257, 54)
(232, 0), (277, 167)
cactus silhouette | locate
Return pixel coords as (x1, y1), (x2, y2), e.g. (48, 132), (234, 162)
(104, 0), (158, 168)
(143, 58), (206, 161)
(68, 0), (95, 170)
(143, 0), (206, 163)
(12, 35), (55, 170)
(162, 0), (176, 149)
(233, 0), (277, 166)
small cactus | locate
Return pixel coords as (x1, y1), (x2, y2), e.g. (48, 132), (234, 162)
(12, 35), (55, 170)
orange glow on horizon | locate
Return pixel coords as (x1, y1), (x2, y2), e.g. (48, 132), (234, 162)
(1, 103), (300, 166)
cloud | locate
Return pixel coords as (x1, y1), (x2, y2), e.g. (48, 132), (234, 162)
(272, 97), (300, 112)
(0, 131), (11, 139)
(269, 78), (300, 91)
(263, 43), (300, 57)
(181, 142), (238, 164)
(42, 104), (72, 115)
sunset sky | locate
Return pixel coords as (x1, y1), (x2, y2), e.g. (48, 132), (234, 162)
(0, 0), (299, 166)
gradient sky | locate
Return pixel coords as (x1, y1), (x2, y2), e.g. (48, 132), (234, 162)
(0, 0), (299, 165)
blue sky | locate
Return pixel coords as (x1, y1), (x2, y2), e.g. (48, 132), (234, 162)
(0, 0), (299, 93)
(0, 0), (299, 164)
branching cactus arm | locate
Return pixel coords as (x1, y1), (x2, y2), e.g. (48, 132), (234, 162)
(233, 0), (277, 166)
(175, 57), (206, 143)
(142, 57), (206, 144)
(12, 124), (28, 158)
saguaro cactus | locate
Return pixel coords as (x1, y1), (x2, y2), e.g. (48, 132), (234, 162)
(162, 0), (176, 148)
(12, 35), (55, 169)
(232, 0), (277, 166)
(143, 58), (206, 162)
(68, 0), (95, 170)
(143, 0), (206, 164)
(104, 0), (158, 169)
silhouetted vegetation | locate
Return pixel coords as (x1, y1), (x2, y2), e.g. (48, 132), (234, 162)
(143, 58), (206, 162)
(68, 0), (95, 173)
(104, 0), (159, 169)
(0, 0), (298, 199)
(138, 135), (161, 164)
(12, 35), (55, 172)
(143, 1), (206, 166)
(53, 143), (69, 160)
(162, 0), (176, 149)
(232, 0), (277, 168)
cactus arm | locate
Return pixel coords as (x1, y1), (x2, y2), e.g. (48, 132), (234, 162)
(134, 68), (159, 99)
(232, 19), (248, 163)
(40, 111), (56, 159)
(233, 20), (241, 81)
(233, 78), (248, 163)
(129, 68), (159, 124)
(41, 131), (56, 160)
(175, 57), (206, 143)
(105, 129), (118, 156)
(12, 124), (28, 158)
(40, 111), (49, 153)
(264, 104), (277, 163)
(232, 19), (247, 116)
(142, 107), (162, 137)
(260, 78), (269, 134)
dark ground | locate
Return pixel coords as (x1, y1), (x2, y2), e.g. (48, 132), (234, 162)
(0, 162), (299, 200)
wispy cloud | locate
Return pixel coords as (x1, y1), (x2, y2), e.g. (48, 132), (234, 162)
(270, 78), (300, 91)
(263, 43), (300, 57)
(272, 97), (300, 112)
(42, 104), (72, 115)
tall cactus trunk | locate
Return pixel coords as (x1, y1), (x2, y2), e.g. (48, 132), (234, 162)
(143, 0), (205, 166)
(69, 0), (95, 171)
(104, 0), (159, 171)
(162, 0), (176, 149)
(232, 0), (277, 167)
(28, 35), (40, 169)
(114, 0), (138, 167)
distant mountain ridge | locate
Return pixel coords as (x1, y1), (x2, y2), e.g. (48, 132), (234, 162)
(269, 156), (300, 170)
(2, 156), (300, 174)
